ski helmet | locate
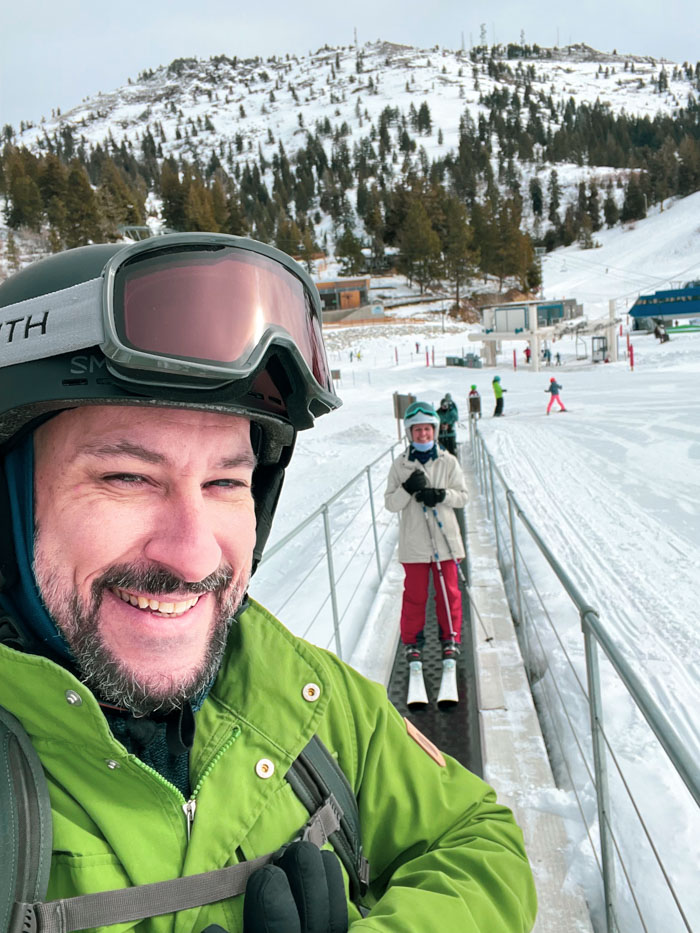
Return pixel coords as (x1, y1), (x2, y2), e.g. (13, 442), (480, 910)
(0, 233), (341, 579)
(493, 375), (501, 382)
(403, 401), (439, 441)
(550, 377), (556, 382)
(470, 385), (477, 391)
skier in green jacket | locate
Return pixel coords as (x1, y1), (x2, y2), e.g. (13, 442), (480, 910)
(492, 375), (507, 417)
(0, 235), (536, 933)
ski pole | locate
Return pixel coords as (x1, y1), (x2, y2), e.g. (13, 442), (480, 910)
(421, 506), (456, 641)
(428, 506), (494, 643)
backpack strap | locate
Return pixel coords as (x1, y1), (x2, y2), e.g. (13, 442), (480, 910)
(286, 736), (370, 903)
(2, 723), (368, 933)
(0, 706), (53, 933)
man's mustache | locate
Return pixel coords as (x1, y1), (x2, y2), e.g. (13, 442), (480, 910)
(93, 564), (235, 600)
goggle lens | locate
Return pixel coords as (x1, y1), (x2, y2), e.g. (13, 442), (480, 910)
(114, 246), (332, 390)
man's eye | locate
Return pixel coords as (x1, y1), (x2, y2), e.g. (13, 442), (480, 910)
(103, 473), (145, 484)
(207, 479), (246, 488)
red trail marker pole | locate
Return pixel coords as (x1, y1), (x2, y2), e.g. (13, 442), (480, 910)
(513, 349), (517, 371)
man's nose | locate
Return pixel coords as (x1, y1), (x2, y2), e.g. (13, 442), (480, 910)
(143, 491), (223, 583)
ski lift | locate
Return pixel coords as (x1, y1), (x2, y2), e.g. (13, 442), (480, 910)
(575, 335), (587, 360)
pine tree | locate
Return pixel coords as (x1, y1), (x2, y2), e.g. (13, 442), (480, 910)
(441, 196), (479, 308)
(620, 177), (646, 222)
(397, 199), (441, 293)
(335, 227), (364, 275)
(6, 231), (20, 272)
(63, 161), (102, 247)
(547, 169), (561, 224)
(529, 177), (543, 216)
(603, 185), (619, 227)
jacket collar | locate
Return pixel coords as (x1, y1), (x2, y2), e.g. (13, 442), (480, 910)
(0, 599), (331, 766)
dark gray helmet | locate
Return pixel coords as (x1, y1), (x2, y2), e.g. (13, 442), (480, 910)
(0, 233), (341, 579)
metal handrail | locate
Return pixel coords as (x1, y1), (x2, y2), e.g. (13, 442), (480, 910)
(470, 418), (699, 933)
(507, 479), (700, 808)
(256, 440), (403, 659)
(261, 441), (403, 562)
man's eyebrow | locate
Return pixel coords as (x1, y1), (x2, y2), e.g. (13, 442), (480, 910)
(79, 441), (165, 464)
(78, 442), (257, 470)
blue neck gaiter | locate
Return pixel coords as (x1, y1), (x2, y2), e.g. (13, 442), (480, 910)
(409, 443), (438, 465)
(0, 434), (73, 662)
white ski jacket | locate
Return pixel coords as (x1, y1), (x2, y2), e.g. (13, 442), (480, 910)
(384, 445), (468, 563)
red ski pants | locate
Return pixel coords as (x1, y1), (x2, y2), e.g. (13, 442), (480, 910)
(547, 394), (565, 413)
(400, 561), (462, 644)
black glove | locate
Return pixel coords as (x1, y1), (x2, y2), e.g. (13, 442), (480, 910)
(401, 470), (427, 494)
(244, 841), (348, 933)
(415, 487), (446, 507)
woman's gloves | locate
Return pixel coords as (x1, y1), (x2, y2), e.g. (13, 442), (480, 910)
(401, 470), (427, 494)
(243, 842), (348, 933)
(415, 488), (446, 507)
(401, 471), (446, 507)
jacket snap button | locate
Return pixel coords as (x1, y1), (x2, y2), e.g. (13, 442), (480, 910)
(65, 690), (82, 706)
(302, 683), (321, 702)
(105, 759), (121, 770)
(255, 758), (275, 779)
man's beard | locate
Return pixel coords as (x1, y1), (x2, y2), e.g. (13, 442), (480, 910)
(35, 560), (245, 716)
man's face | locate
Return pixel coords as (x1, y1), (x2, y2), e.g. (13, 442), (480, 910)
(33, 406), (257, 714)
(411, 423), (435, 444)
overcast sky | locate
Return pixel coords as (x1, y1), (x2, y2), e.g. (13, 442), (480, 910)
(1, 0), (698, 130)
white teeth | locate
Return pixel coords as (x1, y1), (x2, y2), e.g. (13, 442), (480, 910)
(112, 588), (200, 616)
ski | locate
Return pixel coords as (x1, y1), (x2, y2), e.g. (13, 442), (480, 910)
(406, 661), (429, 710)
(437, 659), (459, 710)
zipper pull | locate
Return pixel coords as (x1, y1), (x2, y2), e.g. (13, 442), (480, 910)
(183, 798), (197, 840)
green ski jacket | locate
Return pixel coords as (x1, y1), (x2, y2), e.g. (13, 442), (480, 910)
(0, 599), (537, 933)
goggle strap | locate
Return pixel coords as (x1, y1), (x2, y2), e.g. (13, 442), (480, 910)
(0, 278), (104, 368)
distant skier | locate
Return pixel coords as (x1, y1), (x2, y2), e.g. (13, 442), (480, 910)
(384, 401), (467, 667)
(438, 393), (459, 455)
(545, 377), (567, 414)
(492, 376), (507, 417)
(524, 346), (531, 364)
(468, 385), (481, 419)
(555, 351), (561, 366)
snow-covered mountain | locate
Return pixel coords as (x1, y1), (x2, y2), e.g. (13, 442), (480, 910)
(11, 39), (699, 224)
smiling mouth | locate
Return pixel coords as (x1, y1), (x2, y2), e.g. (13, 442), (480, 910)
(111, 587), (201, 618)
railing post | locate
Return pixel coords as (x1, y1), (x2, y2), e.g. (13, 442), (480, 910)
(507, 492), (524, 626)
(366, 464), (383, 580)
(322, 506), (343, 660)
(488, 456), (501, 564)
(583, 619), (616, 933)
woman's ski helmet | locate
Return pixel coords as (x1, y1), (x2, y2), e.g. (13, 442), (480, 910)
(403, 401), (439, 441)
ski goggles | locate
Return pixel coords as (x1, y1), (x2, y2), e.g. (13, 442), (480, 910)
(404, 402), (438, 419)
(0, 234), (334, 395)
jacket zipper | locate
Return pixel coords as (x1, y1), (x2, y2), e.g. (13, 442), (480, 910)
(182, 725), (242, 839)
(132, 724), (241, 841)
